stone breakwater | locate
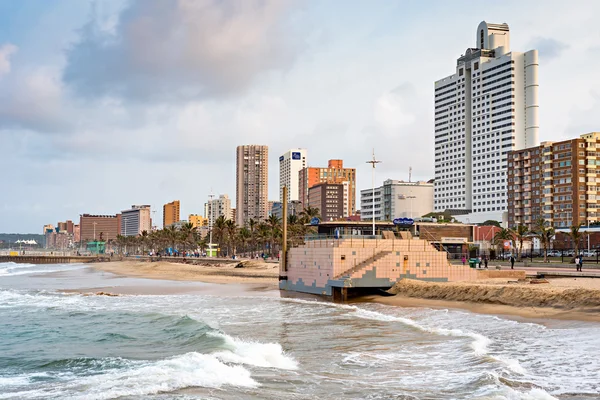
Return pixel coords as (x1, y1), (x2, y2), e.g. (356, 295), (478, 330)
(388, 279), (600, 310)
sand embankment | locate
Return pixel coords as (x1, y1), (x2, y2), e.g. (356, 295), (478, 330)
(379, 278), (600, 311)
(90, 259), (279, 287)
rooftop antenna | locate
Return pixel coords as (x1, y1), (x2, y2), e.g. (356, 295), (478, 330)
(366, 149), (382, 236)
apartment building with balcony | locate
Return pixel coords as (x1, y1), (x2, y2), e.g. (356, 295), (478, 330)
(508, 132), (600, 230)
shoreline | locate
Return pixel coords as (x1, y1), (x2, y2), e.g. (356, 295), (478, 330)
(89, 260), (600, 322)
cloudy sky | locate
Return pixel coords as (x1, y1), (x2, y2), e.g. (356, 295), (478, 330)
(1, 0), (600, 233)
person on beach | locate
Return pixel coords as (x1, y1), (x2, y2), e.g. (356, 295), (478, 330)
(510, 255), (515, 269)
(575, 255), (580, 271)
(461, 256), (466, 266)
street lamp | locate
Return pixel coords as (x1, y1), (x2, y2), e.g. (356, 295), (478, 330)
(366, 149), (382, 236)
(93, 222), (97, 241)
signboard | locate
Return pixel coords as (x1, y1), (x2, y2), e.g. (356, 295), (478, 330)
(393, 218), (414, 226)
(310, 217), (320, 226)
(503, 240), (511, 250)
(279, 156), (284, 162)
(292, 152), (301, 160)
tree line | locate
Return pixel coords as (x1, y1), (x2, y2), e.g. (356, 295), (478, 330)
(106, 206), (321, 257)
(492, 217), (586, 262)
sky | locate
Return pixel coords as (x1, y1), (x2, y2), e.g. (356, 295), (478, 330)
(1, 0), (600, 233)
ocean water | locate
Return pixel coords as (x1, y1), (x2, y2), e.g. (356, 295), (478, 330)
(1, 262), (599, 399)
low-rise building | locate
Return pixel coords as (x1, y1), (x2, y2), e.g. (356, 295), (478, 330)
(121, 205), (152, 237)
(79, 214), (120, 243)
(361, 180), (434, 222)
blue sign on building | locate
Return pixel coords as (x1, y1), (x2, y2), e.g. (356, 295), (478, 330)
(279, 156), (284, 162)
(393, 218), (414, 226)
(292, 152), (301, 160)
(310, 217), (320, 226)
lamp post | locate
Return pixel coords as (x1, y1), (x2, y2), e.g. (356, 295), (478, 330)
(208, 192), (214, 257)
(93, 222), (97, 241)
(366, 149), (381, 236)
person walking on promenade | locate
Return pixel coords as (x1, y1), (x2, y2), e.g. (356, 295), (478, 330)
(510, 255), (515, 269)
(462, 256), (466, 266)
(575, 255), (580, 271)
(484, 256), (488, 269)
(579, 255), (584, 272)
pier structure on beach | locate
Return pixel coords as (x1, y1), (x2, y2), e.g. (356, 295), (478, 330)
(279, 221), (516, 300)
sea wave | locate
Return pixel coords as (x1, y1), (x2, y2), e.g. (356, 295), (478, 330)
(0, 262), (82, 277)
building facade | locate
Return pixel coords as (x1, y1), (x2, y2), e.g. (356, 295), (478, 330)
(508, 133), (600, 230)
(163, 200), (180, 228)
(121, 205), (152, 237)
(79, 214), (120, 243)
(299, 159), (356, 216)
(434, 21), (539, 224)
(188, 214), (208, 228)
(361, 180), (434, 221)
(279, 149), (307, 203)
(204, 194), (234, 227)
(236, 145), (269, 226)
(308, 183), (345, 221)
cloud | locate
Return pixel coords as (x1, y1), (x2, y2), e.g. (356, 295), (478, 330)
(63, 0), (301, 102)
(529, 37), (569, 60)
(0, 43), (17, 78)
(373, 83), (418, 132)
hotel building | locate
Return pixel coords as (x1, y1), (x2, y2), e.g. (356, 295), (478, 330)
(163, 200), (180, 228)
(508, 133), (600, 230)
(188, 214), (208, 229)
(204, 194), (234, 227)
(308, 183), (345, 221)
(236, 145), (269, 226)
(299, 159), (356, 216)
(121, 205), (152, 236)
(279, 149), (307, 203)
(361, 180), (434, 221)
(434, 21), (539, 224)
(79, 214), (120, 243)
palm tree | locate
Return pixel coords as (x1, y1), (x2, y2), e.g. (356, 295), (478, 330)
(225, 219), (238, 256)
(140, 230), (149, 255)
(238, 227), (251, 256)
(512, 225), (530, 261)
(569, 224), (584, 257)
(248, 218), (258, 253)
(493, 228), (514, 259)
(266, 215), (281, 258)
(213, 216), (227, 256)
(532, 218), (555, 263)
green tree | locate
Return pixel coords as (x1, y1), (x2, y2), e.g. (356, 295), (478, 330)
(512, 225), (530, 261)
(481, 220), (501, 228)
(569, 224), (584, 257)
(212, 216), (227, 256)
(532, 218), (555, 263)
(493, 228), (514, 257)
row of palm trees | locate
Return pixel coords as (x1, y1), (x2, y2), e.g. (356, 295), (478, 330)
(492, 217), (586, 262)
(108, 206), (321, 257)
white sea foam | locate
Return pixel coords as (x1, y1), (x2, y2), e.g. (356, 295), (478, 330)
(0, 352), (257, 400)
(211, 332), (298, 370)
(0, 262), (82, 277)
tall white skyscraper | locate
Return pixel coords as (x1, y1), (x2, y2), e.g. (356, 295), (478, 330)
(433, 21), (539, 224)
(279, 149), (307, 203)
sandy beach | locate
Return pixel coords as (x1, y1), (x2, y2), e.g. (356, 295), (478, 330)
(90, 259), (280, 288)
(91, 260), (600, 321)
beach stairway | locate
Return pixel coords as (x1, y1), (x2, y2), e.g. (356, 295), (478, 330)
(334, 249), (393, 280)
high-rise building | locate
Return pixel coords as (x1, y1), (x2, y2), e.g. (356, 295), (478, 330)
(236, 145), (269, 226)
(79, 214), (120, 243)
(188, 214), (208, 229)
(360, 180), (434, 222)
(507, 132), (600, 230)
(204, 194), (234, 227)
(279, 149), (307, 203)
(308, 183), (345, 221)
(163, 200), (180, 228)
(433, 21), (539, 224)
(121, 205), (152, 236)
(299, 159), (356, 216)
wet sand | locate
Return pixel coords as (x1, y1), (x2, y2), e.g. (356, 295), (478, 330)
(90, 260), (280, 288)
(89, 260), (600, 322)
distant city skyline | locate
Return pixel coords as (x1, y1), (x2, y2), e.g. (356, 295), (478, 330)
(2, 1), (600, 232)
